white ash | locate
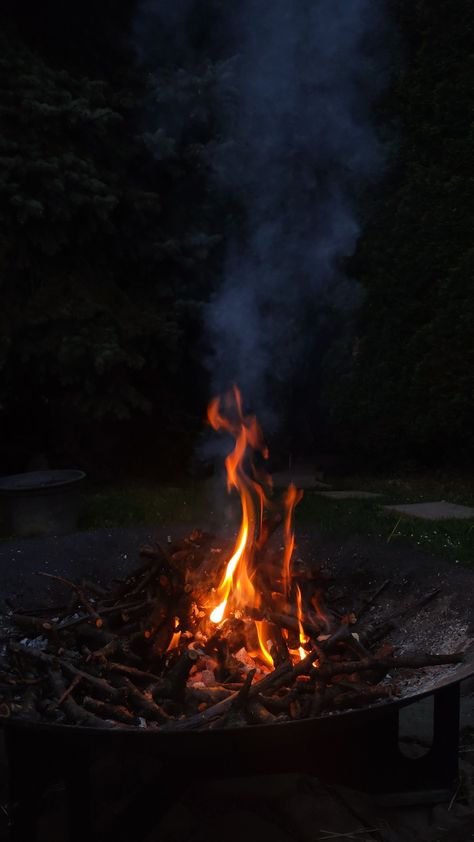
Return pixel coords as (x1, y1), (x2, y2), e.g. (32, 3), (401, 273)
(19, 636), (48, 650)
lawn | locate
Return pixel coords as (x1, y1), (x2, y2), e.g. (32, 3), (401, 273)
(77, 473), (474, 567)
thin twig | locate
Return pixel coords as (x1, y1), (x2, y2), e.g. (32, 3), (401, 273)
(36, 572), (103, 628)
(56, 674), (82, 707)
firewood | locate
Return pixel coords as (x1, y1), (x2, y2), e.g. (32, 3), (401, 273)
(81, 579), (109, 598)
(12, 644), (123, 703)
(248, 607), (321, 641)
(359, 588), (441, 645)
(152, 648), (198, 702)
(48, 669), (115, 728)
(82, 695), (140, 726)
(246, 699), (278, 725)
(10, 614), (56, 635)
(318, 652), (464, 680)
(267, 623), (292, 667)
(257, 689), (297, 714)
(356, 579), (390, 619)
(186, 686), (233, 705)
(1, 528), (467, 732)
(120, 676), (170, 723)
(311, 681), (327, 717)
(36, 572), (103, 627)
(107, 662), (161, 683)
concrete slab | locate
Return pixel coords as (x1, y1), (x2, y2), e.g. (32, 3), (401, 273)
(318, 490), (382, 500)
(383, 501), (474, 520)
(272, 472), (331, 490)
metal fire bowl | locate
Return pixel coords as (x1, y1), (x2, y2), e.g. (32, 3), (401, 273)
(1, 525), (473, 752)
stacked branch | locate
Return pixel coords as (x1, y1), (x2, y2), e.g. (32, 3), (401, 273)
(0, 529), (465, 731)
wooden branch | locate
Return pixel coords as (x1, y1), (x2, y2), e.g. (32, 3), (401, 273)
(82, 696), (139, 726)
(152, 649), (198, 702)
(246, 699), (278, 725)
(36, 572), (103, 628)
(107, 662), (161, 683)
(48, 669), (115, 728)
(12, 644), (123, 703)
(357, 579), (390, 619)
(248, 607), (321, 641)
(56, 674), (82, 707)
(120, 676), (171, 723)
(162, 648), (320, 731)
(319, 652), (464, 680)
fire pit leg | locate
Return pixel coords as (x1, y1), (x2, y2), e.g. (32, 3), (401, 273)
(308, 682), (461, 797)
(363, 682), (461, 798)
(428, 681), (461, 788)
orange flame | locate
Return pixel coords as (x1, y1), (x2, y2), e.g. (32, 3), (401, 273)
(296, 584), (309, 660)
(208, 386), (303, 671)
(255, 619), (275, 668)
(282, 484), (303, 595)
(208, 387), (269, 625)
(166, 617), (181, 652)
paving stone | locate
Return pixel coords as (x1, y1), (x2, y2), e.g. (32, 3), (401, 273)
(318, 490), (382, 500)
(383, 501), (474, 520)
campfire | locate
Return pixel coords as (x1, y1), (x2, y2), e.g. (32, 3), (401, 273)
(0, 387), (464, 730)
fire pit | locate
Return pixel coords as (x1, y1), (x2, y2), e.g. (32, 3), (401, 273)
(0, 388), (473, 840)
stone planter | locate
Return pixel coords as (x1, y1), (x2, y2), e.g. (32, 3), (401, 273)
(0, 470), (86, 537)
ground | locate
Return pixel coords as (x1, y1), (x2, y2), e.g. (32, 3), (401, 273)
(71, 472), (474, 566)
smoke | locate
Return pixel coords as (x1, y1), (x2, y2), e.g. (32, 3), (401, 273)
(134, 0), (391, 433)
(206, 0), (389, 421)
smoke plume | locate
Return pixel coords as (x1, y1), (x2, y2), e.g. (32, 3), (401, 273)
(206, 0), (389, 420)
(134, 0), (390, 432)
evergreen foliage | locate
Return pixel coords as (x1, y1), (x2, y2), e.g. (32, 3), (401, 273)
(325, 0), (474, 466)
(0, 23), (221, 472)
(0, 0), (472, 473)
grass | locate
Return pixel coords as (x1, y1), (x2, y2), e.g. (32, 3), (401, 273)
(297, 490), (474, 566)
(2, 473), (473, 566)
(79, 480), (211, 531)
(79, 472), (474, 567)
